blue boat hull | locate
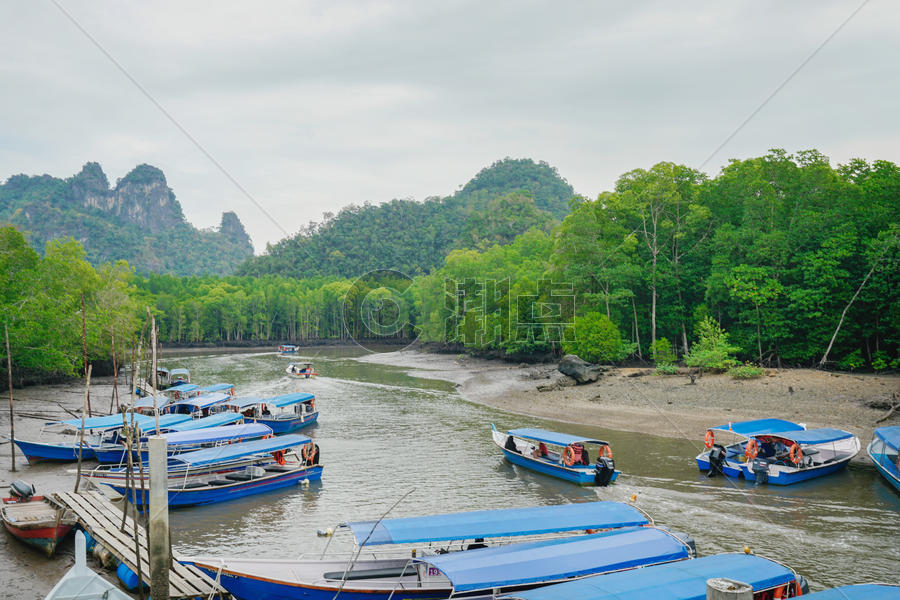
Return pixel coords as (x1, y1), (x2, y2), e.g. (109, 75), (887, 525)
(501, 448), (619, 485)
(13, 439), (95, 463)
(868, 441), (900, 494)
(695, 455), (744, 478)
(191, 565), (448, 600)
(257, 412), (318, 435)
(740, 459), (850, 485)
(94, 447), (148, 464)
(106, 465), (323, 507)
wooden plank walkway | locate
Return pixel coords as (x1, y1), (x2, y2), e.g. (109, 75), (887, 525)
(52, 491), (229, 599)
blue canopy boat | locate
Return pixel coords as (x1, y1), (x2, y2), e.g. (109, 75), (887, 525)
(187, 503), (690, 600)
(697, 419), (859, 484)
(500, 553), (807, 600)
(169, 368), (190, 384)
(163, 392), (233, 416)
(92, 413), (246, 463)
(286, 362), (318, 378)
(867, 426), (900, 493)
(491, 425), (619, 486)
(198, 382), (236, 395)
(213, 393), (318, 434)
(12, 412), (189, 463)
(278, 344), (299, 356)
(803, 584), (900, 599)
(696, 419), (805, 478)
(94, 433), (321, 507)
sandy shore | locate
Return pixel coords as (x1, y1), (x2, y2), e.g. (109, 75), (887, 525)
(359, 351), (900, 456)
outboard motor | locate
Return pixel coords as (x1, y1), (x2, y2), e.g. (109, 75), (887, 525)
(797, 575), (810, 595)
(751, 458), (769, 484)
(594, 457), (615, 487)
(9, 480), (35, 501)
(707, 444), (727, 477)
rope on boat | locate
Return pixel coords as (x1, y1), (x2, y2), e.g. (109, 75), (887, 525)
(330, 488), (415, 600)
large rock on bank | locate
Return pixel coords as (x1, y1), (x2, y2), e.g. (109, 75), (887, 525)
(558, 354), (609, 384)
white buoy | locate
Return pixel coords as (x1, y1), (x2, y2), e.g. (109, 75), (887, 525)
(707, 578), (752, 599)
(301, 478), (310, 487)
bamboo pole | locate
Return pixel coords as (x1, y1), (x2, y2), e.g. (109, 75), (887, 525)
(5, 324), (15, 472)
(73, 365), (91, 492)
(81, 293), (91, 417)
(109, 330), (119, 413)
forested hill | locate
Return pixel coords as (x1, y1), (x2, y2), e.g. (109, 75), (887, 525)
(237, 158), (574, 278)
(0, 162), (254, 276)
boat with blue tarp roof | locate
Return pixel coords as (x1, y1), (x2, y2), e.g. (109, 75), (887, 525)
(499, 552), (807, 600)
(186, 501), (689, 600)
(163, 392), (232, 416)
(169, 368), (190, 384)
(697, 418), (859, 484)
(491, 425), (619, 486)
(89, 433), (321, 507)
(213, 392), (317, 434)
(10, 412), (188, 463)
(278, 344), (299, 356)
(802, 584), (900, 599)
(867, 425), (900, 493)
(198, 382), (235, 395)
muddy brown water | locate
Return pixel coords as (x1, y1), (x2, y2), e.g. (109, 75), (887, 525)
(1, 348), (897, 598)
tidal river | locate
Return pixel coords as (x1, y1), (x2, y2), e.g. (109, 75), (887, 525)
(1, 348), (898, 597)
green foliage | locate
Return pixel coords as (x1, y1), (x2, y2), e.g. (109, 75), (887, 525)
(871, 351), (890, 371)
(0, 163), (253, 276)
(686, 317), (739, 372)
(838, 349), (865, 372)
(655, 363), (679, 375)
(563, 312), (629, 363)
(238, 158), (574, 279)
(728, 364), (765, 379)
(650, 338), (676, 365)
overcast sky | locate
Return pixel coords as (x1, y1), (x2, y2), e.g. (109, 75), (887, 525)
(2, 1), (897, 253)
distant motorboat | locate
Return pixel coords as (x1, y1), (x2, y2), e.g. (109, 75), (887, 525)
(286, 361), (318, 378)
(278, 344), (299, 356)
(491, 425), (619, 486)
(212, 392), (318, 434)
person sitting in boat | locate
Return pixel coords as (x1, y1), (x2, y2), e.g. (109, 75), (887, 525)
(538, 442), (549, 457)
(305, 443), (320, 466)
(577, 444), (591, 466)
(759, 440), (776, 459)
(262, 404), (271, 416)
(504, 435), (520, 454)
(466, 538), (487, 550)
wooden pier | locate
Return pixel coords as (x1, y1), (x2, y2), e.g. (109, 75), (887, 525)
(51, 491), (229, 599)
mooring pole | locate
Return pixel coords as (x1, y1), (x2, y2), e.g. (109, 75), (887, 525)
(5, 324), (15, 472)
(73, 365), (92, 492)
(148, 435), (170, 600)
(706, 578), (752, 599)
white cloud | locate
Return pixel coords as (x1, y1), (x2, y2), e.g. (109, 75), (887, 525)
(1, 1), (898, 252)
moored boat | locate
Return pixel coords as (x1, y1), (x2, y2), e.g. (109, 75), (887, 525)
(696, 418), (805, 478)
(802, 584), (900, 599)
(1, 482), (76, 556)
(92, 434), (322, 507)
(214, 392), (318, 434)
(491, 425), (619, 486)
(867, 425), (900, 493)
(185, 502), (688, 600)
(278, 344), (299, 356)
(169, 367), (191, 385)
(163, 392), (233, 416)
(44, 530), (133, 600)
(198, 382), (236, 396)
(500, 552), (808, 600)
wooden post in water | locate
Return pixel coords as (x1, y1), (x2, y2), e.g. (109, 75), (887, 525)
(706, 578), (752, 599)
(148, 435), (170, 600)
(5, 324), (15, 472)
(73, 365), (92, 492)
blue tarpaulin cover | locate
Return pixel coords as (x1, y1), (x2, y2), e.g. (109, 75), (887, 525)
(873, 426), (900, 451)
(171, 433), (310, 467)
(156, 423), (272, 445)
(59, 413), (156, 431)
(169, 369), (190, 376)
(763, 428), (855, 444)
(269, 392), (315, 408)
(802, 585), (900, 599)
(158, 412), (243, 432)
(501, 553), (796, 600)
(348, 502), (649, 546)
(167, 393), (231, 411)
(506, 428), (607, 446)
(199, 383), (235, 393)
(422, 527), (688, 592)
(709, 419), (804, 437)
(151, 414), (193, 430)
(220, 396), (264, 410)
(167, 383), (199, 393)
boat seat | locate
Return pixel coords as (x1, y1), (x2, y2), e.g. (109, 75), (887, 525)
(224, 473), (252, 481)
(208, 479), (232, 486)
